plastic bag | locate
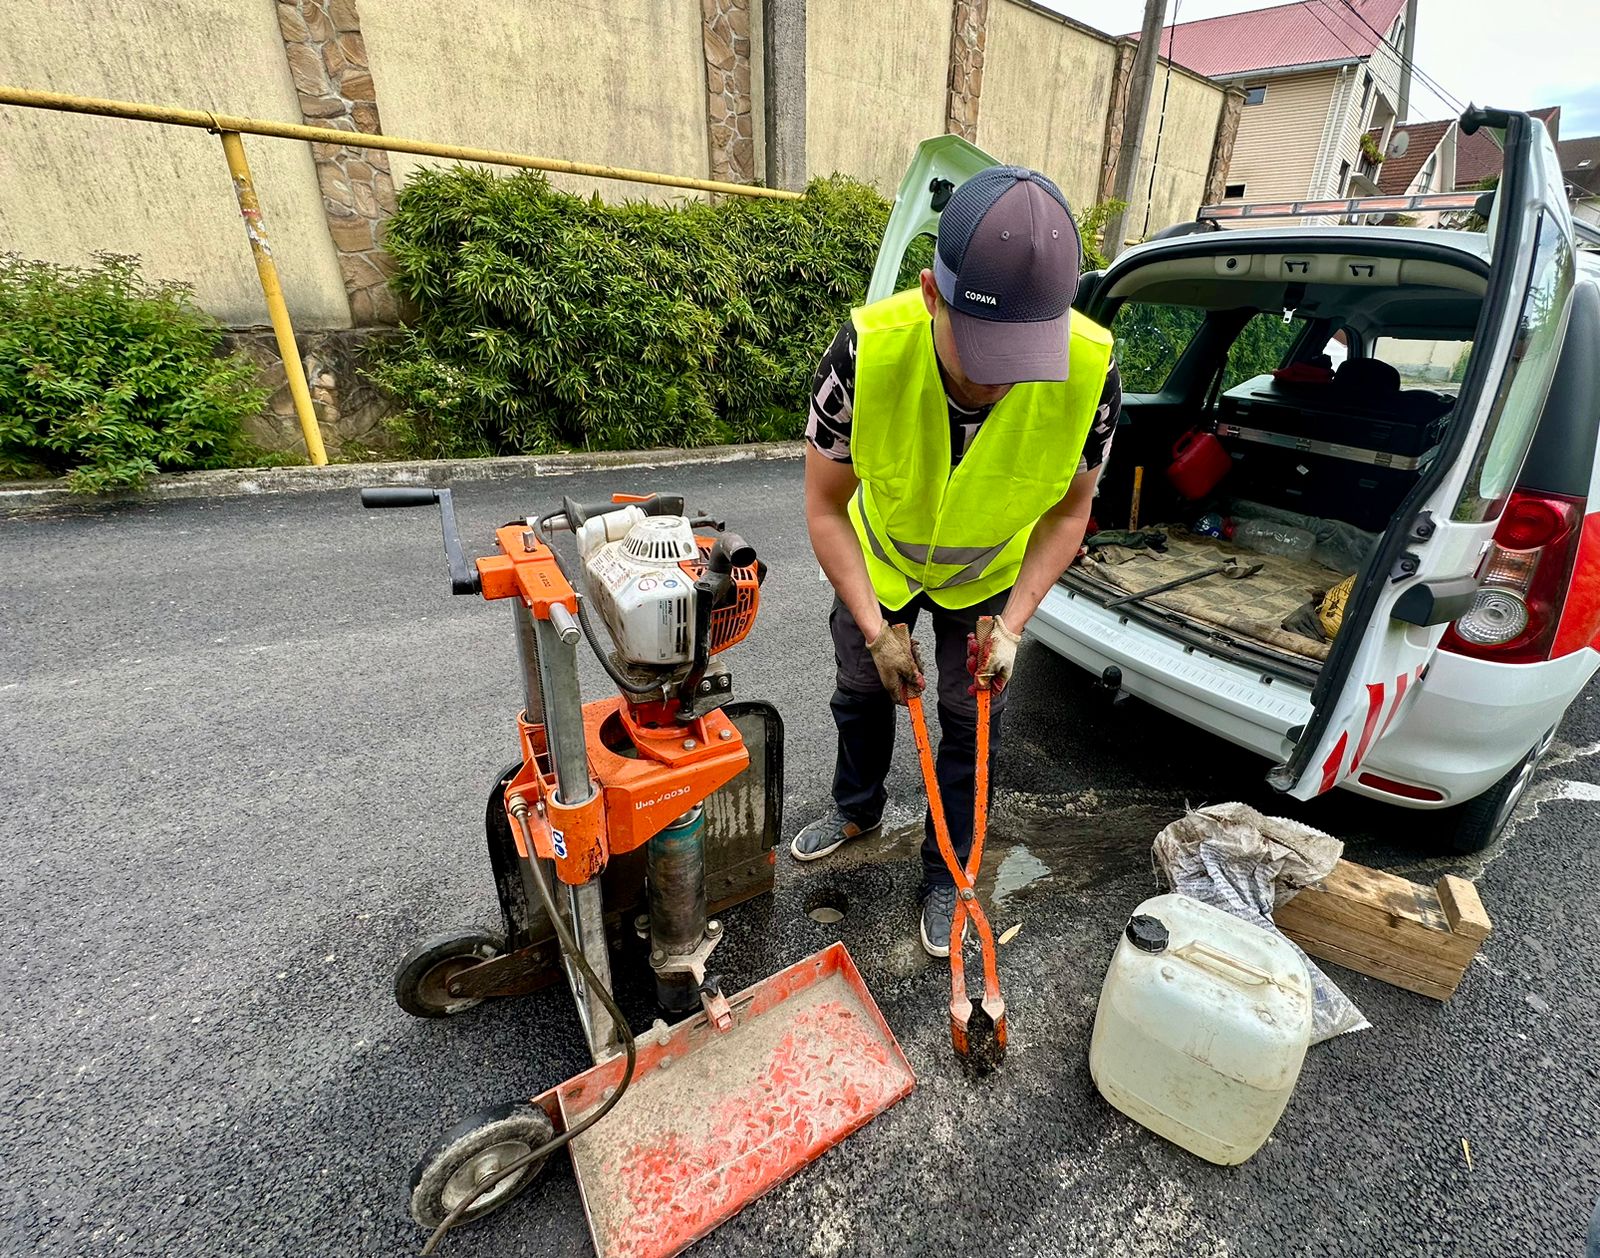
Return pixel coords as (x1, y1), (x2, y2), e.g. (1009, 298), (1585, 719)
(1234, 519), (1315, 558)
(1152, 802), (1370, 1043)
(1227, 499), (1379, 572)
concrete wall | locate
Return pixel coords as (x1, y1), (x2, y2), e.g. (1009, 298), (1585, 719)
(979, 2), (1118, 210)
(0, 0), (1232, 338)
(360, 0), (713, 204)
(1126, 62), (1225, 237)
(804, 0), (950, 194)
(0, 0), (351, 327)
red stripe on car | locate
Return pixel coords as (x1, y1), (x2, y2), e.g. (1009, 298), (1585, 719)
(1318, 730), (1349, 795)
(1379, 671), (1410, 740)
(1350, 682), (1385, 770)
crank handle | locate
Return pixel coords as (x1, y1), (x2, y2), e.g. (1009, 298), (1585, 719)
(360, 485), (480, 596)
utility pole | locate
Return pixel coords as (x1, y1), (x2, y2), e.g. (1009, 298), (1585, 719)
(1104, 0), (1167, 259)
(762, 0), (807, 192)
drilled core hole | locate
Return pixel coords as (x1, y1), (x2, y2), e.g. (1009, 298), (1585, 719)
(804, 887), (848, 925)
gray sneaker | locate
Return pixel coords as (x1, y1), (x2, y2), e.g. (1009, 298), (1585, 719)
(789, 810), (880, 863)
(920, 885), (968, 958)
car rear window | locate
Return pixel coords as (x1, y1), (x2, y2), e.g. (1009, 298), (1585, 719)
(1372, 336), (1473, 391)
(1111, 303), (1205, 393)
(1454, 215), (1576, 521)
(1111, 304), (1306, 394)
(1223, 313), (1302, 390)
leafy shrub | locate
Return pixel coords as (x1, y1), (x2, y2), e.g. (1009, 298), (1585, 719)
(1076, 197), (1126, 272)
(1223, 313), (1302, 388)
(372, 170), (891, 457)
(0, 253), (268, 492)
(373, 167), (1129, 458)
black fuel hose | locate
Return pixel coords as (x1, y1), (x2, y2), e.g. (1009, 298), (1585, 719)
(420, 802), (637, 1255)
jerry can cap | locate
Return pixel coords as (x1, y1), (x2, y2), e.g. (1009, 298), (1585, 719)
(1126, 913), (1170, 953)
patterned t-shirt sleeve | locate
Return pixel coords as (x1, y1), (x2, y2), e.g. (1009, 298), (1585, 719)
(1076, 358), (1122, 477)
(805, 321), (858, 463)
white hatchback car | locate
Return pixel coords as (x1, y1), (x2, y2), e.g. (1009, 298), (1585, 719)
(875, 109), (1596, 851)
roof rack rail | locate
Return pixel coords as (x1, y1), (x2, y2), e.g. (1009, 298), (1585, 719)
(1197, 191), (1486, 223)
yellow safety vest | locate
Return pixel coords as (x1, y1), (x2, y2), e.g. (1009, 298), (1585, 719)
(846, 287), (1114, 610)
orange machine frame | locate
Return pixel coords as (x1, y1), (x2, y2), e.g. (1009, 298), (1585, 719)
(474, 521), (751, 886)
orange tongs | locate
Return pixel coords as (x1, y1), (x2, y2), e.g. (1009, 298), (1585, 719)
(897, 618), (1007, 1075)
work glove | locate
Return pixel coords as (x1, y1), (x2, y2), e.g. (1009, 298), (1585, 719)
(967, 614), (1021, 694)
(867, 622), (925, 705)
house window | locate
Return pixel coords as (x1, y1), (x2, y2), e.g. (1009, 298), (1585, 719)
(1338, 161), (1351, 195)
(1243, 85), (1267, 106)
(1224, 183), (1246, 199)
(1359, 73), (1372, 117)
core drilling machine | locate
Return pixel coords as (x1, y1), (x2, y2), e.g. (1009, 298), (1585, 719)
(362, 485), (914, 1258)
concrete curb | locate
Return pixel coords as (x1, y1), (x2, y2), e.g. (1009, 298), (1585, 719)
(0, 441), (805, 512)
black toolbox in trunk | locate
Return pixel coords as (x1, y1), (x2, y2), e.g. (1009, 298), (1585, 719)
(1214, 374), (1449, 531)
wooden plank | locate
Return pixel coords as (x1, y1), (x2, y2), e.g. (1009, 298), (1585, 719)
(1315, 860), (1452, 930)
(1275, 884), (1480, 966)
(1437, 875), (1493, 941)
(1279, 918), (1470, 992)
(1271, 858), (1491, 1002)
(1287, 932), (1460, 1001)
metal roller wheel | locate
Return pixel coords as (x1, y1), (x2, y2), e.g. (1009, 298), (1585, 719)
(393, 930), (502, 1018)
(409, 1103), (556, 1229)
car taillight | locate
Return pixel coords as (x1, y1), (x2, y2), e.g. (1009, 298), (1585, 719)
(1442, 489), (1586, 664)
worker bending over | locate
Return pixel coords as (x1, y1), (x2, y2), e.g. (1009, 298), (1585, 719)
(794, 166), (1121, 956)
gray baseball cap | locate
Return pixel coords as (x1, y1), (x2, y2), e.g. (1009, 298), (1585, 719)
(932, 166), (1082, 385)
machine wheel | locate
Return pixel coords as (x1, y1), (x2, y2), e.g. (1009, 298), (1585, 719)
(1443, 726), (1556, 854)
(408, 1103), (556, 1229)
(394, 930), (503, 1018)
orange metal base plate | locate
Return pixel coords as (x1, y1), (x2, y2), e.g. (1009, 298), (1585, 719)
(550, 943), (914, 1258)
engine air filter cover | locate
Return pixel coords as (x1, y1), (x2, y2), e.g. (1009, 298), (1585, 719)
(622, 517), (698, 564)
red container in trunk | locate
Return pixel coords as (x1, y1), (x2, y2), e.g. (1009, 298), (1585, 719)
(1167, 429), (1233, 501)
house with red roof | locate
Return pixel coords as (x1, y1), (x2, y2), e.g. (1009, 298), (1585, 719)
(1133, 0), (1418, 213)
(1561, 134), (1600, 227)
(1356, 117), (1455, 222)
(1351, 106), (1563, 226)
(1452, 107), (1560, 190)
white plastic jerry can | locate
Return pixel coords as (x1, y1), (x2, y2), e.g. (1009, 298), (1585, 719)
(1089, 893), (1314, 1165)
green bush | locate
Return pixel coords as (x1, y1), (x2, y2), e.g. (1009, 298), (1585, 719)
(1113, 303), (1304, 395)
(371, 170), (891, 457)
(372, 167), (1129, 458)
(1076, 197), (1126, 272)
(0, 253), (268, 492)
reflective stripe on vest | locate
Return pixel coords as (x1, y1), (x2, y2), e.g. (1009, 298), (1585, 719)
(853, 484), (922, 598)
(847, 287), (1115, 611)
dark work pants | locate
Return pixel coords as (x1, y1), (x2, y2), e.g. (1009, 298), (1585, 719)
(829, 590), (1009, 891)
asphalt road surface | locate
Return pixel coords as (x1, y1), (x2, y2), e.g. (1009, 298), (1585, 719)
(4, 454), (1597, 1258)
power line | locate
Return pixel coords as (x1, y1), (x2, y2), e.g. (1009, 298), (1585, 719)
(1308, 0), (1458, 116)
(1331, 0), (1465, 114)
(1300, 0), (1462, 119)
(1320, 0), (1465, 116)
(1298, 0), (1374, 81)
